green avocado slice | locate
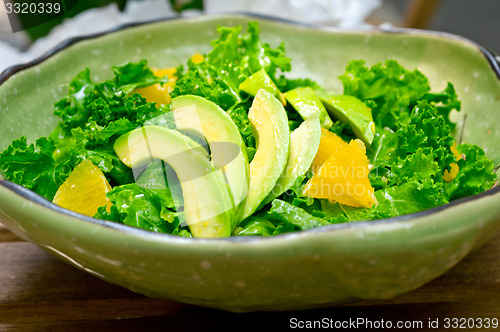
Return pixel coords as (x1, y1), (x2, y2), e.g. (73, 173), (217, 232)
(242, 89), (290, 220)
(321, 94), (375, 145)
(285, 87), (333, 129)
(114, 126), (235, 238)
(239, 68), (286, 105)
(171, 95), (249, 215)
(264, 115), (321, 204)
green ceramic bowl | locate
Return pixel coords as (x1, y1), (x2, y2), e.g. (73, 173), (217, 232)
(1, 14), (499, 312)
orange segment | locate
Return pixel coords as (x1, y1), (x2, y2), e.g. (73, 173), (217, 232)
(190, 52), (204, 64)
(443, 142), (462, 182)
(134, 67), (177, 106)
(312, 128), (349, 171)
(443, 163), (459, 182)
(152, 67), (177, 78)
(450, 141), (462, 161)
(303, 133), (376, 208)
(53, 160), (112, 217)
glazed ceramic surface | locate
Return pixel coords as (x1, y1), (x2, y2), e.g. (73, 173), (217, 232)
(1, 14), (500, 312)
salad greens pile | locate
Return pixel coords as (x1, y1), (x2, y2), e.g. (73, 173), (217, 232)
(0, 22), (496, 237)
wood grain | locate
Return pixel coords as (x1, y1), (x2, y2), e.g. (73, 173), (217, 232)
(1, 224), (499, 331)
(0, 224), (22, 242)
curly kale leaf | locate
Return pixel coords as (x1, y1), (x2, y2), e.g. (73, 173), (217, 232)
(0, 137), (78, 200)
(54, 60), (168, 130)
(95, 183), (180, 234)
(444, 144), (497, 200)
(339, 60), (430, 130)
(393, 101), (455, 172)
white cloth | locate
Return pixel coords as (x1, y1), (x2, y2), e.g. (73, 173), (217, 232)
(0, 0), (380, 73)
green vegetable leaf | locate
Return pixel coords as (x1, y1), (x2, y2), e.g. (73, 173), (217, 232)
(0, 137), (77, 200)
(373, 179), (449, 217)
(369, 102), (452, 191)
(275, 76), (320, 93)
(444, 144), (497, 200)
(112, 60), (168, 94)
(53, 68), (95, 129)
(80, 145), (135, 186)
(102, 183), (179, 234)
(172, 22), (291, 111)
(368, 126), (398, 166)
(227, 104), (256, 160)
(0, 24), (496, 236)
(94, 204), (122, 223)
(54, 61), (167, 131)
(324, 178), (449, 222)
(172, 60), (243, 112)
(320, 200), (364, 223)
(339, 60), (430, 130)
(134, 160), (176, 207)
(388, 148), (441, 186)
(394, 101), (455, 171)
(233, 217), (276, 236)
(268, 199), (331, 231)
(328, 120), (356, 143)
(420, 82), (461, 130)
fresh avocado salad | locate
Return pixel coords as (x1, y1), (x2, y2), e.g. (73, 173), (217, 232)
(0, 22), (497, 238)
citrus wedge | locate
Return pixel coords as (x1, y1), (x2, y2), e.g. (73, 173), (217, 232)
(134, 67), (177, 106)
(303, 131), (376, 208)
(53, 160), (112, 217)
(312, 128), (349, 171)
(443, 142), (462, 182)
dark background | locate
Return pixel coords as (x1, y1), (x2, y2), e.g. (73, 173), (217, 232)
(375, 0), (500, 53)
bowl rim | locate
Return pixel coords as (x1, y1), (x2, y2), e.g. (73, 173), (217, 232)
(1, 12), (499, 243)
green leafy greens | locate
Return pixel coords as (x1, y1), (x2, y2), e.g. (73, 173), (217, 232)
(0, 22), (496, 237)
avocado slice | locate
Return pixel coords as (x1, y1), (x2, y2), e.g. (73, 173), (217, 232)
(239, 68), (286, 106)
(321, 94), (375, 145)
(114, 126), (235, 238)
(171, 95), (249, 213)
(242, 89), (290, 219)
(285, 87), (333, 129)
(263, 115), (321, 204)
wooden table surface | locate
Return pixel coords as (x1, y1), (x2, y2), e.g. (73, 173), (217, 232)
(1, 223), (500, 331)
